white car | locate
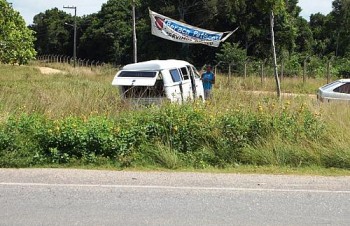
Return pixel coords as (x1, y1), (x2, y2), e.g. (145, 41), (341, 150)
(318, 79), (350, 102)
(112, 60), (205, 104)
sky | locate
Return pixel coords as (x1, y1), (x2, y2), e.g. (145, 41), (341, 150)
(11, 0), (334, 25)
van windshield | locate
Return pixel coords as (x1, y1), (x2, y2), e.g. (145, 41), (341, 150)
(119, 71), (157, 78)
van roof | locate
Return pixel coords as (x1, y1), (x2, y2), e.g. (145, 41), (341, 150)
(122, 60), (192, 71)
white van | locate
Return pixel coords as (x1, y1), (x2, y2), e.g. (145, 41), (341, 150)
(112, 60), (205, 104)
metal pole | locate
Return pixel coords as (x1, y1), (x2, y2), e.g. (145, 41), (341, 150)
(132, 0), (137, 63)
(73, 7), (77, 67)
(63, 6), (77, 67)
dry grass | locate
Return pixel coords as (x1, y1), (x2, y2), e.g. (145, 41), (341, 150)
(0, 62), (339, 119)
(0, 63), (121, 119)
(1, 62), (350, 170)
(0, 63), (348, 143)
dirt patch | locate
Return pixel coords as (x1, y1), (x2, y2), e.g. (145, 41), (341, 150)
(38, 67), (65, 75)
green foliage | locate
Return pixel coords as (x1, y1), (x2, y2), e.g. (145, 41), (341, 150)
(0, 0), (36, 64)
(79, 0), (133, 64)
(333, 57), (350, 78)
(283, 53), (302, 76)
(216, 42), (247, 73)
(23, 0), (350, 68)
(255, 0), (285, 14)
(1, 103), (340, 169)
(30, 8), (74, 56)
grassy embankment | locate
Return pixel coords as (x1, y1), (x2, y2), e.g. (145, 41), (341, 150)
(0, 62), (349, 175)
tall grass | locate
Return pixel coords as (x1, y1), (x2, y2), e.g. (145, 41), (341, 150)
(0, 63), (121, 118)
(0, 63), (349, 170)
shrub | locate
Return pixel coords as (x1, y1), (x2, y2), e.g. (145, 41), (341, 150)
(0, 102), (334, 169)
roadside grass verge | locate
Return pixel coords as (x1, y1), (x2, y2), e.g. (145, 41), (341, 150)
(1, 101), (349, 171)
(0, 63), (349, 174)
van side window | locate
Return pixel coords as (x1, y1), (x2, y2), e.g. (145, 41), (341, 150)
(180, 67), (189, 80)
(170, 69), (182, 82)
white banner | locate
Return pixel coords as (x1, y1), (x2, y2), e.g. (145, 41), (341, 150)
(149, 10), (237, 47)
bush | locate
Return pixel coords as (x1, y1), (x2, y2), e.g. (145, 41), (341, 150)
(0, 103), (340, 169)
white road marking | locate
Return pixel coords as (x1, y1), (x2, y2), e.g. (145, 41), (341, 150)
(0, 182), (350, 194)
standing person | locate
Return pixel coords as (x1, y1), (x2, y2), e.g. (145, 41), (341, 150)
(201, 64), (215, 100)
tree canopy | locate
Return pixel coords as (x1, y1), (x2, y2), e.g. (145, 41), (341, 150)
(28, 0), (350, 68)
(0, 0), (36, 64)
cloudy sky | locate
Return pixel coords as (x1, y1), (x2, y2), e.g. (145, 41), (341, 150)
(11, 0), (334, 25)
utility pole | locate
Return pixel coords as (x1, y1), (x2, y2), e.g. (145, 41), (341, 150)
(132, 0), (137, 63)
(63, 6), (77, 67)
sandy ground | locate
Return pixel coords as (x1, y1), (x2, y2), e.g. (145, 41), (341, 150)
(245, 90), (317, 99)
(37, 66), (64, 75)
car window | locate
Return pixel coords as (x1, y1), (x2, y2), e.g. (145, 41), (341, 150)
(119, 71), (157, 78)
(334, 83), (350, 94)
(170, 69), (182, 82)
(180, 67), (189, 80)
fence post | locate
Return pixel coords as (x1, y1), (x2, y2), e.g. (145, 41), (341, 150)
(228, 62), (234, 85)
(91, 60), (94, 70)
(228, 63), (231, 81)
(327, 61), (331, 84)
(244, 62), (247, 79)
(261, 62), (264, 85)
(303, 60), (307, 84)
(281, 60), (284, 81)
(214, 61), (221, 76)
(303, 56), (310, 85)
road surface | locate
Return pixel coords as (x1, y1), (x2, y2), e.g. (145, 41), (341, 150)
(0, 169), (349, 226)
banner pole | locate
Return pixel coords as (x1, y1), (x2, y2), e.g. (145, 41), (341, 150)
(132, 0), (137, 63)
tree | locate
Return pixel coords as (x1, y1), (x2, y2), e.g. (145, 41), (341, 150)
(295, 17), (313, 54)
(0, 0), (36, 64)
(30, 8), (74, 56)
(255, 0), (287, 98)
(330, 0), (350, 57)
(309, 13), (330, 56)
(216, 42), (247, 73)
(78, 0), (134, 64)
(310, 0), (350, 57)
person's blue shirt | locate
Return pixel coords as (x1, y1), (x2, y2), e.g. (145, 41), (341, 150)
(202, 71), (215, 90)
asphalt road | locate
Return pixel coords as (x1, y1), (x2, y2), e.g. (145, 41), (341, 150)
(0, 169), (349, 226)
